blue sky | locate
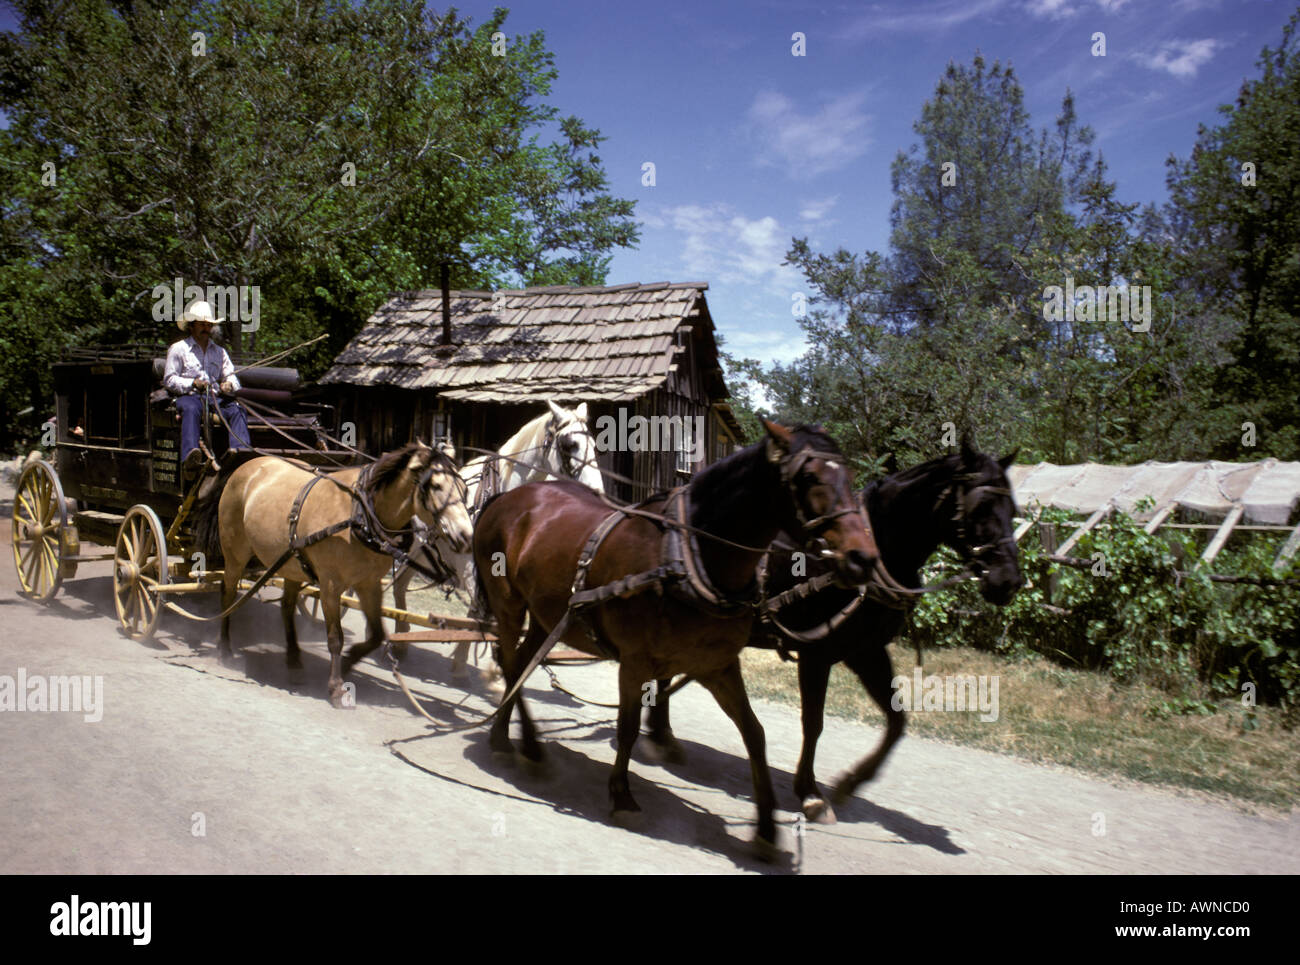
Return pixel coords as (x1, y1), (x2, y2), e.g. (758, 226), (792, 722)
(2, 0), (1292, 370)
(447, 0), (1294, 369)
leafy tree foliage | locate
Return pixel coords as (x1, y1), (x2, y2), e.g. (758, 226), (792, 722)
(0, 0), (638, 448)
(1163, 10), (1300, 460)
(734, 37), (1299, 473)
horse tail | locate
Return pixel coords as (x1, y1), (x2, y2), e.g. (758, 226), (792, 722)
(189, 460), (243, 565)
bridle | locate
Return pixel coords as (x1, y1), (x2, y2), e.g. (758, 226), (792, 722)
(756, 465), (1018, 648)
(771, 440), (868, 543)
(934, 471), (1017, 574)
(543, 414), (596, 480)
(415, 453), (469, 544)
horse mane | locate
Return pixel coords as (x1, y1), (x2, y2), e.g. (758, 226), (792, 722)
(881, 447), (1007, 494)
(364, 441), (458, 504)
(498, 411), (550, 460)
(366, 442), (424, 493)
(190, 454), (258, 564)
(690, 424), (842, 496)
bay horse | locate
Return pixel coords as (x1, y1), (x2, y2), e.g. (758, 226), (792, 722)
(197, 441), (474, 706)
(647, 440), (1022, 822)
(472, 421), (879, 853)
(392, 401), (604, 672)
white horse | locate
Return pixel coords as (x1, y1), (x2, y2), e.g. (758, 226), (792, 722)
(391, 400), (605, 675)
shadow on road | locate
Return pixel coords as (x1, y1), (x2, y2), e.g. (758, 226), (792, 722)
(388, 729), (796, 873)
(646, 735), (965, 856)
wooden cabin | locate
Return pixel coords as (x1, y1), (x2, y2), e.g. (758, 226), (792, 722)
(320, 282), (743, 498)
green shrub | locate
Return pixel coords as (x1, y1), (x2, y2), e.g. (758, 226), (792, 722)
(907, 503), (1300, 715)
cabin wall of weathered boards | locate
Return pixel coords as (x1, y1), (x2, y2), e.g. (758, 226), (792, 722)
(329, 381), (739, 502)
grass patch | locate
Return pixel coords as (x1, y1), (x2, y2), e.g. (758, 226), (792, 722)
(740, 644), (1299, 812)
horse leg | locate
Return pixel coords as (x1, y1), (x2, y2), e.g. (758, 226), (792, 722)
(450, 640), (470, 677)
(281, 579), (303, 672)
(609, 661), (646, 819)
(644, 678), (687, 764)
(509, 619), (548, 763)
(342, 579), (385, 673)
(697, 660), (778, 856)
(794, 654), (836, 823)
(218, 554), (247, 667)
(322, 589), (350, 708)
(488, 607), (525, 757)
(392, 563), (411, 638)
(451, 553), (477, 677)
(832, 644), (905, 805)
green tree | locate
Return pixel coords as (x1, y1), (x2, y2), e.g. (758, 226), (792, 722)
(0, 0), (638, 447)
(1164, 10), (1300, 460)
(770, 57), (1130, 468)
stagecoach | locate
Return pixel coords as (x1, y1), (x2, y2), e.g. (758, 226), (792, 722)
(10, 345), (354, 638)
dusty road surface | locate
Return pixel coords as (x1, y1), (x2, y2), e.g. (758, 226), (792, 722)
(3, 491), (1297, 873)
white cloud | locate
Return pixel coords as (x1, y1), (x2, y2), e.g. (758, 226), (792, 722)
(746, 90), (872, 178)
(842, 0), (1009, 35)
(1137, 38), (1220, 78)
(797, 196), (839, 228)
(721, 328), (809, 366)
(1025, 0), (1075, 18)
(652, 203), (803, 293)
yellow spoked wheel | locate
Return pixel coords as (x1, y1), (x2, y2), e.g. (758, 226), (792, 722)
(11, 459), (69, 602)
(113, 505), (170, 641)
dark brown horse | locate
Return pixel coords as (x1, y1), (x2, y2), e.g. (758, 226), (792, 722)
(471, 421), (878, 853)
(647, 440), (1022, 821)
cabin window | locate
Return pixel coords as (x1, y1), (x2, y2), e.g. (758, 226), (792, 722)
(675, 417), (697, 475)
(431, 410), (451, 447)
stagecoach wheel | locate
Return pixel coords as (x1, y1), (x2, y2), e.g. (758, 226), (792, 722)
(113, 505), (170, 641)
(10, 459), (69, 602)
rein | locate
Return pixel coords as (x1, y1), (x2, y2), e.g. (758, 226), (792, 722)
(755, 471), (1017, 648)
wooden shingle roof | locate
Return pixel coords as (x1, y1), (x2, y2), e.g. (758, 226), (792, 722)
(322, 281), (721, 402)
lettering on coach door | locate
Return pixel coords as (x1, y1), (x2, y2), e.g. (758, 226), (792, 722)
(153, 437), (178, 487)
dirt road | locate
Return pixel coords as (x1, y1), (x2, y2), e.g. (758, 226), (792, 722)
(3, 486), (1297, 873)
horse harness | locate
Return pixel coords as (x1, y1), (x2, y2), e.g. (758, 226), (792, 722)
(482, 444), (862, 716)
(262, 462), (454, 589)
(755, 470), (1017, 652)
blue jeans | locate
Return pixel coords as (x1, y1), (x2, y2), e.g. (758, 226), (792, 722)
(175, 394), (251, 460)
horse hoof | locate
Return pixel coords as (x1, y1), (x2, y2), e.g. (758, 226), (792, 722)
(519, 743), (545, 766)
(490, 748), (517, 766)
(217, 651), (241, 669)
(802, 797), (838, 825)
(753, 834), (781, 863)
(830, 780), (856, 808)
(642, 737), (687, 766)
(287, 667), (306, 687)
(610, 807), (643, 829)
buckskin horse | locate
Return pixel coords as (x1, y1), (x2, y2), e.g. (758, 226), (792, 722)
(647, 439), (1022, 822)
(471, 421), (878, 854)
(196, 441), (474, 706)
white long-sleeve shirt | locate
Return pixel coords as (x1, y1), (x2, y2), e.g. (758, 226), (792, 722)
(164, 336), (241, 395)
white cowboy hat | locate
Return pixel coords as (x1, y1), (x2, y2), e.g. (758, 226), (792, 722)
(177, 300), (225, 331)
